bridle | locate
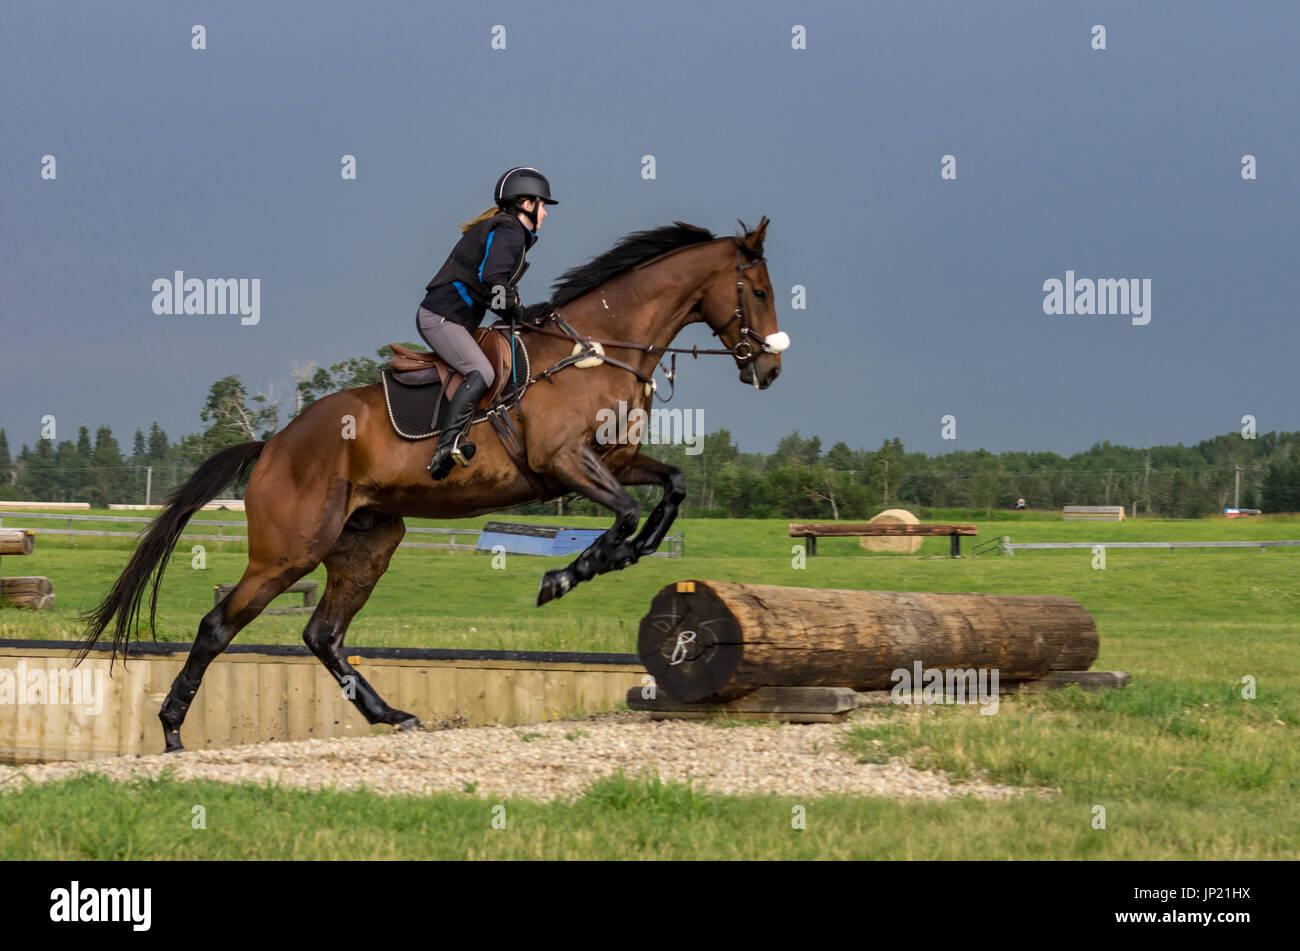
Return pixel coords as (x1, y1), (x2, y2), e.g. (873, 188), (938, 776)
(708, 246), (773, 367)
(516, 242), (780, 401)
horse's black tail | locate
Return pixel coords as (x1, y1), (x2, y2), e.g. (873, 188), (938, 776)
(77, 441), (266, 667)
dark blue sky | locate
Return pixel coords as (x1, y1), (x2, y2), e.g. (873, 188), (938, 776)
(2, 0), (1295, 456)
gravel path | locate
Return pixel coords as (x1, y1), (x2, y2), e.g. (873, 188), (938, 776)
(0, 710), (1031, 803)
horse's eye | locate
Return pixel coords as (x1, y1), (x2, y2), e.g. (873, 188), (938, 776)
(753, 288), (767, 300)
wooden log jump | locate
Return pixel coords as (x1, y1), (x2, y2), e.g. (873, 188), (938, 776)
(0, 529), (53, 610)
(0, 529), (35, 555)
(0, 576), (55, 610)
(789, 522), (977, 557)
(638, 580), (1099, 703)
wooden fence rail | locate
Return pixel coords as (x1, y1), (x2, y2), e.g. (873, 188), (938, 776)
(0, 512), (681, 556)
(1001, 537), (1300, 554)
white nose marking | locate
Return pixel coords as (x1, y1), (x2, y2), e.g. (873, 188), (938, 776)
(763, 331), (790, 353)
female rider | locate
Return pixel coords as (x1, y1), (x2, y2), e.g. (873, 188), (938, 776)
(418, 167), (556, 479)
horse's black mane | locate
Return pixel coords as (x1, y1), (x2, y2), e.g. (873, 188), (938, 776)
(522, 221), (716, 321)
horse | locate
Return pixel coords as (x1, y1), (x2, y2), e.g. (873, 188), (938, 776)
(79, 217), (786, 752)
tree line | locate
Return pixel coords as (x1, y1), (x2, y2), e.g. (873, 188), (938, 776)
(2, 352), (1297, 518)
(634, 429), (1300, 520)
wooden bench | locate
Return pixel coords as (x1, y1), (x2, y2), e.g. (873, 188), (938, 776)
(0, 528), (54, 610)
(788, 522), (978, 557)
(214, 579), (319, 615)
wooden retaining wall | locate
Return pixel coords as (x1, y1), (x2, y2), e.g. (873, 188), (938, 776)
(0, 640), (643, 765)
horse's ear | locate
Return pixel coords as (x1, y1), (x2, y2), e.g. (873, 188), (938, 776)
(739, 215), (769, 253)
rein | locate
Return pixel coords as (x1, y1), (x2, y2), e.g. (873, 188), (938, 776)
(518, 246), (770, 402)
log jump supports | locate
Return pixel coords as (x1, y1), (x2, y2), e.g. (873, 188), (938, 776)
(789, 522), (978, 557)
(214, 578), (318, 615)
(631, 580), (1121, 720)
(0, 528), (54, 610)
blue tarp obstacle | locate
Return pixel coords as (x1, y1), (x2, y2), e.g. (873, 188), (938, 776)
(476, 521), (605, 557)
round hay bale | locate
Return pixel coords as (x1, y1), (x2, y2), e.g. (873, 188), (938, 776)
(861, 508), (921, 553)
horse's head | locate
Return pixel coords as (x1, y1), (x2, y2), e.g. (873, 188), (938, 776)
(697, 216), (787, 389)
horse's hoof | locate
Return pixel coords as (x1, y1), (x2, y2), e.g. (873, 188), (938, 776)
(537, 570), (572, 606)
(162, 727), (184, 754)
(395, 715), (424, 732)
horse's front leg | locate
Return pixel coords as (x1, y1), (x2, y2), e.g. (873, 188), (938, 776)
(612, 451), (686, 561)
(536, 444), (640, 606)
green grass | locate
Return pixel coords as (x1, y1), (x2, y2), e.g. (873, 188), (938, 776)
(1, 512), (1297, 858)
(2, 735), (1295, 858)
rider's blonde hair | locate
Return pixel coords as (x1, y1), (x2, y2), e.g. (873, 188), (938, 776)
(459, 206), (505, 234)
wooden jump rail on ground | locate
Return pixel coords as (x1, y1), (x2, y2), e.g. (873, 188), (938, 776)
(0, 528), (53, 610)
(789, 522), (977, 557)
(1063, 505), (1126, 521)
(0, 501), (90, 510)
(631, 580), (1126, 721)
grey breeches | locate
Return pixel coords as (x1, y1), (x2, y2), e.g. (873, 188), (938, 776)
(415, 306), (495, 389)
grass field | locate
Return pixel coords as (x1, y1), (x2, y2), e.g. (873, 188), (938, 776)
(4, 509), (1300, 652)
(1, 511), (1297, 858)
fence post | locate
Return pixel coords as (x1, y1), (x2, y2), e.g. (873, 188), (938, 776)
(1002, 535), (1012, 556)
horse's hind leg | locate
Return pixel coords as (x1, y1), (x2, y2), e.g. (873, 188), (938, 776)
(159, 440), (353, 753)
(301, 510), (420, 729)
(160, 556), (320, 752)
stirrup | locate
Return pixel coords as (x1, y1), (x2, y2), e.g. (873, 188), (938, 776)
(451, 435), (476, 467)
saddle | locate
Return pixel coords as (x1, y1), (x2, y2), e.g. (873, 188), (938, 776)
(388, 325), (512, 410)
(383, 322), (549, 498)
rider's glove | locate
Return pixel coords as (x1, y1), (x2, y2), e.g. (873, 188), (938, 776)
(488, 283), (521, 315)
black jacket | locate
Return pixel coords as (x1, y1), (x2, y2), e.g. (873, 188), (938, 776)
(421, 213), (537, 329)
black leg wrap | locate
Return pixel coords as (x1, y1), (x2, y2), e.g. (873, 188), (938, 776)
(160, 669), (201, 724)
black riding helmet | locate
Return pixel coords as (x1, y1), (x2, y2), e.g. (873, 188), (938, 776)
(495, 167), (557, 230)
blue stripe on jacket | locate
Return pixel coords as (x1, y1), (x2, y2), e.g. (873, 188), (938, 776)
(478, 231), (496, 280)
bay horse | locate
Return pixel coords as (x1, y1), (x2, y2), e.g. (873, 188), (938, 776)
(79, 217), (786, 752)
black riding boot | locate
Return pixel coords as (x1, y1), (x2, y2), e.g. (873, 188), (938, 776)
(428, 370), (488, 481)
